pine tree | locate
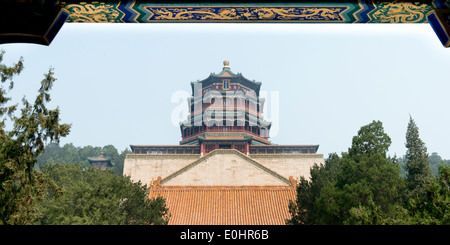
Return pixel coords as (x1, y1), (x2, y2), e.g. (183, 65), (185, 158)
(288, 121), (406, 225)
(0, 51), (70, 224)
(404, 116), (433, 196)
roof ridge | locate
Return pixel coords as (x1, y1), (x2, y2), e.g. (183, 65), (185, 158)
(151, 185), (296, 190)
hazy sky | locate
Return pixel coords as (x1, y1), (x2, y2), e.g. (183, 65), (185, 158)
(1, 23), (449, 159)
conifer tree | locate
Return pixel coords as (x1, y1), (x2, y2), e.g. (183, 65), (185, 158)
(288, 121), (405, 225)
(0, 51), (70, 224)
(404, 116), (433, 196)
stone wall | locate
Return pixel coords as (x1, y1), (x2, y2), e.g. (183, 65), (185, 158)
(123, 152), (324, 186)
(252, 155), (325, 181)
(123, 155), (199, 186)
(164, 152), (287, 186)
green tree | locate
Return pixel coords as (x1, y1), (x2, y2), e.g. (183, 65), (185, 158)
(74, 144), (102, 167)
(114, 148), (131, 175)
(35, 142), (60, 170)
(0, 51), (70, 224)
(101, 144), (127, 175)
(404, 163), (450, 224)
(37, 143), (129, 175)
(287, 153), (341, 225)
(102, 144), (119, 160)
(429, 152), (447, 176)
(404, 116), (433, 197)
(325, 121), (405, 224)
(397, 155), (407, 178)
(348, 120), (391, 159)
(288, 120), (406, 225)
(37, 163), (169, 225)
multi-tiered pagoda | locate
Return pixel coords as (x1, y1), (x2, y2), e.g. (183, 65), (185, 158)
(129, 61), (318, 157)
(123, 61), (324, 225)
(180, 60), (271, 155)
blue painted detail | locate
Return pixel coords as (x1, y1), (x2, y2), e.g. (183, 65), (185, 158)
(428, 12), (450, 47)
(355, 0), (375, 23)
(118, 0), (139, 23)
(143, 6), (347, 22)
(45, 8), (69, 45)
(223, 80), (229, 90)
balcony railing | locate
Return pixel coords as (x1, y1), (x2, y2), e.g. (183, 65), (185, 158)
(181, 126), (269, 140)
(189, 104), (262, 118)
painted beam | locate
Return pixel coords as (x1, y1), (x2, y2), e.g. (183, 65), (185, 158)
(60, 0), (448, 23)
(1, 0), (449, 46)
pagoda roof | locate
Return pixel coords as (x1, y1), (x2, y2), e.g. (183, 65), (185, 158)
(87, 152), (114, 166)
(149, 185), (296, 225)
(190, 60), (262, 95)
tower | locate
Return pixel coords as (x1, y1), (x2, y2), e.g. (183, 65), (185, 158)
(88, 152), (114, 169)
(123, 61), (324, 225)
(180, 61), (271, 155)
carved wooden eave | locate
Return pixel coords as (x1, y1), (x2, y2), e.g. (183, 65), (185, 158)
(1, 1), (448, 46)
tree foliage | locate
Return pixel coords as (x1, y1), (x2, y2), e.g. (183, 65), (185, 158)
(0, 51), (70, 224)
(428, 152), (450, 176)
(326, 121), (405, 224)
(288, 121), (405, 225)
(404, 116), (433, 196)
(37, 163), (169, 225)
(348, 120), (391, 159)
(36, 142), (130, 175)
(398, 162), (449, 225)
(1, 52), (166, 225)
(287, 153), (341, 225)
(288, 119), (450, 225)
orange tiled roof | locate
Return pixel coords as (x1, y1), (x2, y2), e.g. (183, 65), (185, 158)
(149, 185), (296, 225)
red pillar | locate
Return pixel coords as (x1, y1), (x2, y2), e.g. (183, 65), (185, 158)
(246, 144), (249, 155)
(201, 143), (204, 155)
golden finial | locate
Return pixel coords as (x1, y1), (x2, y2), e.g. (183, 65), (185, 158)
(223, 60), (230, 70)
